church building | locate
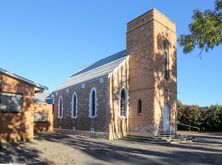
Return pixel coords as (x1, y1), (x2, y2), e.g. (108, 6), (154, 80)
(53, 8), (177, 140)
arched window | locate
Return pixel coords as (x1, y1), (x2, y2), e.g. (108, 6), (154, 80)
(58, 96), (63, 119)
(119, 87), (128, 117)
(89, 88), (97, 118)
(71, 92), (78, 118)
(163, 40), (170, 80)
(137, 99), (142, 114)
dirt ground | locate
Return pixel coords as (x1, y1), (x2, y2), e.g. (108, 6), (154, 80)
(0, 132), (222, 165)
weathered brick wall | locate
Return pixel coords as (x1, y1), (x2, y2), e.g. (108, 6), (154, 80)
(108, 57), (129, 139)
(127, 9), (177, 134)
(34, 103), (53, 133)
(53, 77), (109, 133)
(127, 10), (156, 133)
(0, 74), (35, 142)
(152, 10), (177, 133)
(52, 8), (177, 138)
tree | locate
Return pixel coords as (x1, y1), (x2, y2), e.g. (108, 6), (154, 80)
(178, 0), (222, 55)
(177, 101), (222, 131)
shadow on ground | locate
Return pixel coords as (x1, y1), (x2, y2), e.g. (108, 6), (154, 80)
(36, 132), (222, 165)
(0, 141), (54, 165)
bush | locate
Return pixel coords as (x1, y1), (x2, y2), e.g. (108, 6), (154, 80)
(177, 100), (222, 131)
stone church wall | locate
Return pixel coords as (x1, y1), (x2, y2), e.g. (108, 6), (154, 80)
(53, 77), (109, 133)
(53, 8), (177, 139)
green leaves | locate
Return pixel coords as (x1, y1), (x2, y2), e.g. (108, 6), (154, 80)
(178, 0), (222, 55)
(178, 34), (195, 54)
(215, 0), (222, 11)
(177, 101), (222, 131)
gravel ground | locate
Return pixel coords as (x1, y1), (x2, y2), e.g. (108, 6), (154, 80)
(0, 132), (222, 165)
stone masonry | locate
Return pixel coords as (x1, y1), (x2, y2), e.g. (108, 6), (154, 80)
(53, 8), (177, 139)
(53, 77), (109, 134)
(127, 9), (177, 134)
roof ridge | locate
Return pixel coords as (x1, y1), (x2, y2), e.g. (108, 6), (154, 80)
(71, 56), (126, 79)
(0, 68), (47, 90)
(71, 50), (126, 77)
(54, 50), (127, 91)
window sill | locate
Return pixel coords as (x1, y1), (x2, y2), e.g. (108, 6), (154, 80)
(88, 115), (97, 119)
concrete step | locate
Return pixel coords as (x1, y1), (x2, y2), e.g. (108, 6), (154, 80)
(158, 134), (196, 144)
(122, 133), (196, 144)
(159, 132), (177, 136)
(158, 133), (194, 139)
(121, 135), (168, 144)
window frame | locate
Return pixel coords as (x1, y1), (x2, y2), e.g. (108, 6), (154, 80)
(163, 40), (170, 80)
(119, 87), (129, 118)
(88, 88), (98, 118)
(137, 99), (142, 115)
(34, 112), (49, 122)
(58, 95), (63, 119)
(0, 92), (23, 113)
(71, 92), (78, 119)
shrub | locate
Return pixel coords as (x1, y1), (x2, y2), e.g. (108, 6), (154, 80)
(177, 100), (222, 131)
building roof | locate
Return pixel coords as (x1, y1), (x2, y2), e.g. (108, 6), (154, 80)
(55, 50), (127, 91)
(0, 68), (48, 91)
(35, 91), (53, 104)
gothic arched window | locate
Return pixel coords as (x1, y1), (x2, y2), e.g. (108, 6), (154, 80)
(58, 96), (63, 118)
(89, 88), (97, 118)
(119, 88), (128, 117)
(137, 99), (142, 114)
(71, 92), (78, 118)
(163, 40), (170, 80)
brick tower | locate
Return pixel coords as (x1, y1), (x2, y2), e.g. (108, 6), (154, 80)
(127, 9), (177, 135)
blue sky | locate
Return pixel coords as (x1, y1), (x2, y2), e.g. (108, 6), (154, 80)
(0, 0), (221, 106)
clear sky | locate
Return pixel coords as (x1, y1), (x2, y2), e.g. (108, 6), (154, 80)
(0, 0), (221, 106)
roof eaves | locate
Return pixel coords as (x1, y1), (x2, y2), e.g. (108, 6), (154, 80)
(0, 68), (48, 90)
(71, 50), (127, 77)
(54, 74), (108, 92)
(54, 56), (127, 91)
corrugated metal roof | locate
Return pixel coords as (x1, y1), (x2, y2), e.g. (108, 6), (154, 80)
(55, 50), (127, 91)
(35, 91), (51, 103)
(72, 50), (127, 76)
(0, 68), (48, 90)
